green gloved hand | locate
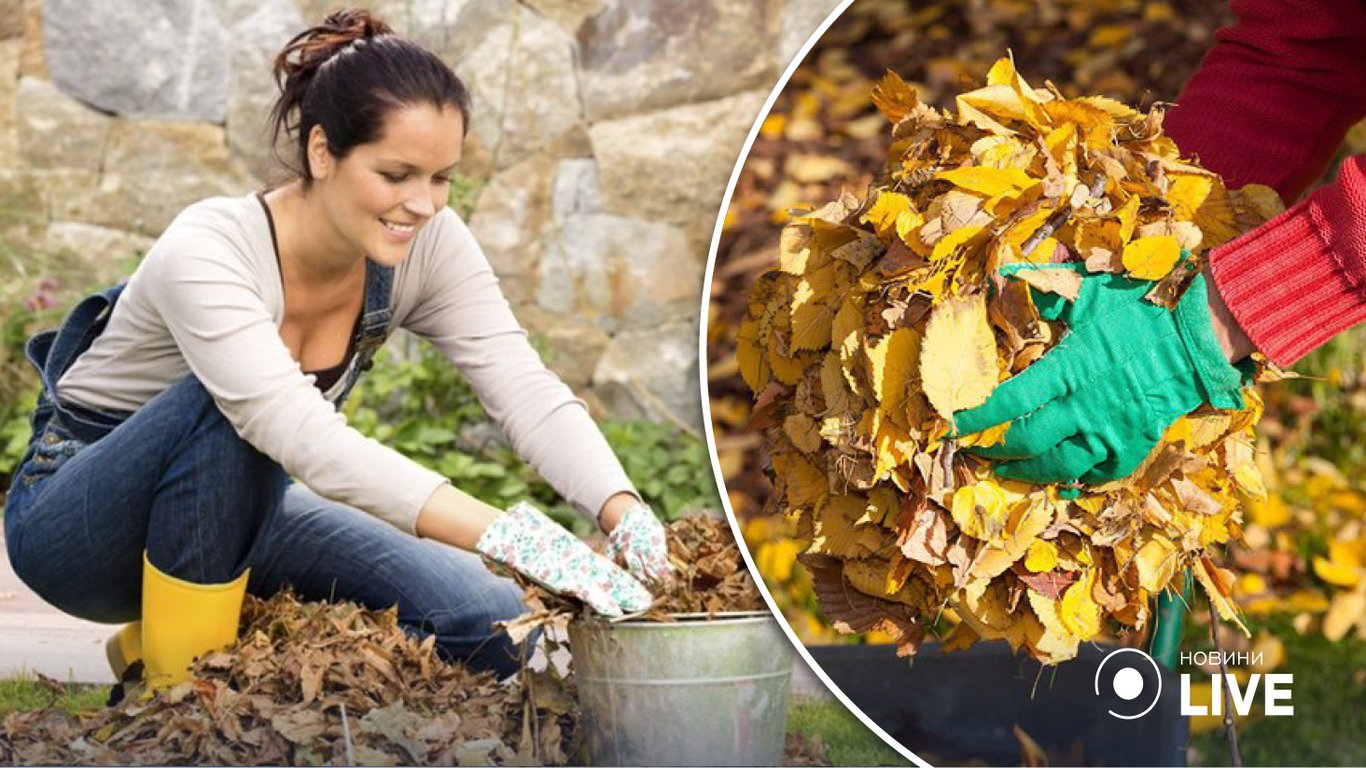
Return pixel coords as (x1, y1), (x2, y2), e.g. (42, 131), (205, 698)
(953, 270), (1249, 485)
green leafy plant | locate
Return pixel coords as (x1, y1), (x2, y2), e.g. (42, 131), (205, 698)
(345, 338), (722, 534)
(344, 340), (565, 518)
(600, 420), (721, 521)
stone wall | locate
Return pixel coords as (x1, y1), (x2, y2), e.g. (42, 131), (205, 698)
(0, 0), (843, 430)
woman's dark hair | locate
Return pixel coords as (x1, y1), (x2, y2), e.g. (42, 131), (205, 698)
(269, 9), (472, 184)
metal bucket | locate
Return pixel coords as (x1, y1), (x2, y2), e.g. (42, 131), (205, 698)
(568, 611), (793, 766)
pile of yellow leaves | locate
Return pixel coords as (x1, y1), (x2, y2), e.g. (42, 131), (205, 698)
(738, 58), (1285, 663)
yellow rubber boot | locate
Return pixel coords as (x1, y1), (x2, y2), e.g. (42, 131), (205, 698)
(141, 552), (249, 690)
(104, 622), (142, 680)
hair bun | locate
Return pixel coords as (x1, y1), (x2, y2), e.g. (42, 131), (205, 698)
(320, 8), (392, 41)
(274, 8), (393, 85)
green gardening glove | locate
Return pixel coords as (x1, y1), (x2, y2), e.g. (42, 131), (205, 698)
(953, 270), (1249, 485)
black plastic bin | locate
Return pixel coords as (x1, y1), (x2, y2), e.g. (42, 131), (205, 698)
(808, 641), (1188, 766)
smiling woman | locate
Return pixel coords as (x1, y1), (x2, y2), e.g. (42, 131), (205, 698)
(2, 8), (671, 696)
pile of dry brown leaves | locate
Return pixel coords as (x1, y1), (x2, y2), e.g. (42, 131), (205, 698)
(0, 517), (807, 766)
(2, 589), (567, 766)
(650, 513), (768, 615)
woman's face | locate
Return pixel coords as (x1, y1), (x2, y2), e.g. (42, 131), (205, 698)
(309, 103), (464, 268)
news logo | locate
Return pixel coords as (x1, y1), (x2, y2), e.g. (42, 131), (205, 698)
(1178, 651), (1294, 718)
(1094, 647), (1163, 719)
(1094, 647), (1294, 720)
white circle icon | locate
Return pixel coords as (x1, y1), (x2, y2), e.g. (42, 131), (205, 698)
(1094, 647), (1163, 719)
(1113, 667), (1144, 700)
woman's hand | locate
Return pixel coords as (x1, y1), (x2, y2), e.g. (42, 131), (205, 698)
(474, 501), (652, 616)
(603, 503), (673, 584)
(953, 268), (1253, 485)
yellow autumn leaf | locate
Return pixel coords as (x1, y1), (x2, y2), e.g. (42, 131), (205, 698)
(1134, 534), (1179, 592)
(773, 450), (827, 511)
(934, 166), (1037, 198)
(985, 56), (1048, 105)
(1041, 100), (1113, 147)
(867, 327), (921, 427)
(1164, 411), (1233, 451)
(1027, 591), (1080, 663)
(951, 480), (1010, 541)
(1236, 183), (1285, 221)
(778, 224), (816, 275)
(1194, 556), (1249, 635)
(1002, 494), (1053, 555)
(755, 539), (799, 582)
(809, 495), (886, 558)
(784, 413), (822, 455)
(1167, 174), (1212, 221)
(768, 341), (807, 385)
(861, 191), (914, 238)
(870, 70), (921, 123)
(973, 135), (1036, 170)
(1331, 539), (1364, 568)
(1015, 267), (1083, 301)
(820, 352), (854, 416)
(831, 295), (863, 366)
(790, 263), (836, 351)
(930, 224), (985, 262)
(1136, 220), (1203, 252)
(1002, 205), (1057, 255)
(1313, 555), (1361, 588)
(922, 293), (999, 421)
(1323, 589), (1366, 642)
(872, 413), (917, 481)
(1025, 539), (1059, 572)
(735, 315), (768, 392)
(1116, 194), (1141, 243)
(1059, 569), (1102, 640)
(1239, 572), (1268, 596)
(957, 580), (1015, 638)
(1121, 235), (1182, 280)
(1043, 122), (1078, 184)
(1074, 218), (1121, 257)
(959, 420), (1010, 448)
(1223, 437), (1267, 500)
(1089, 24), (1131, 48)
(844, 559), (924, 607)
(1076, 95), (1141, 121)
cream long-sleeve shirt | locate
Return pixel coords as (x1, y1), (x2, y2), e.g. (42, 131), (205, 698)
(56, 193), (635, 534)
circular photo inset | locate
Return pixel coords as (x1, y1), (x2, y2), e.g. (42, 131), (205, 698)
(705, 0), (1366, 765)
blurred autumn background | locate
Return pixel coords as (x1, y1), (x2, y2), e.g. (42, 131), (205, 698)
(707, 0), (1366, 764)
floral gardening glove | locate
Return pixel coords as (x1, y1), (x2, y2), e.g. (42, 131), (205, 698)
(476, 502), (653, 616)
(953, 269), (1252, 486)
(605, 503), (673, 584)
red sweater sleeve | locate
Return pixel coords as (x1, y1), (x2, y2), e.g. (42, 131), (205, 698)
(1161, 0), (1366, 366)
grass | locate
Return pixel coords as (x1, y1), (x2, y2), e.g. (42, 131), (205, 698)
(1184, 615), (1366, 767)
(788, 695), (912, 766)
(0, 674), (110, 717)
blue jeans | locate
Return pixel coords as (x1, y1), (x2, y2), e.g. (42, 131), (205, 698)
(5, 286), (528, 677)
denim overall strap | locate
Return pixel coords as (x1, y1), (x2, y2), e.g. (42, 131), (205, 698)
(333, 258), (393, 408)
(24, 282), (129, 441)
